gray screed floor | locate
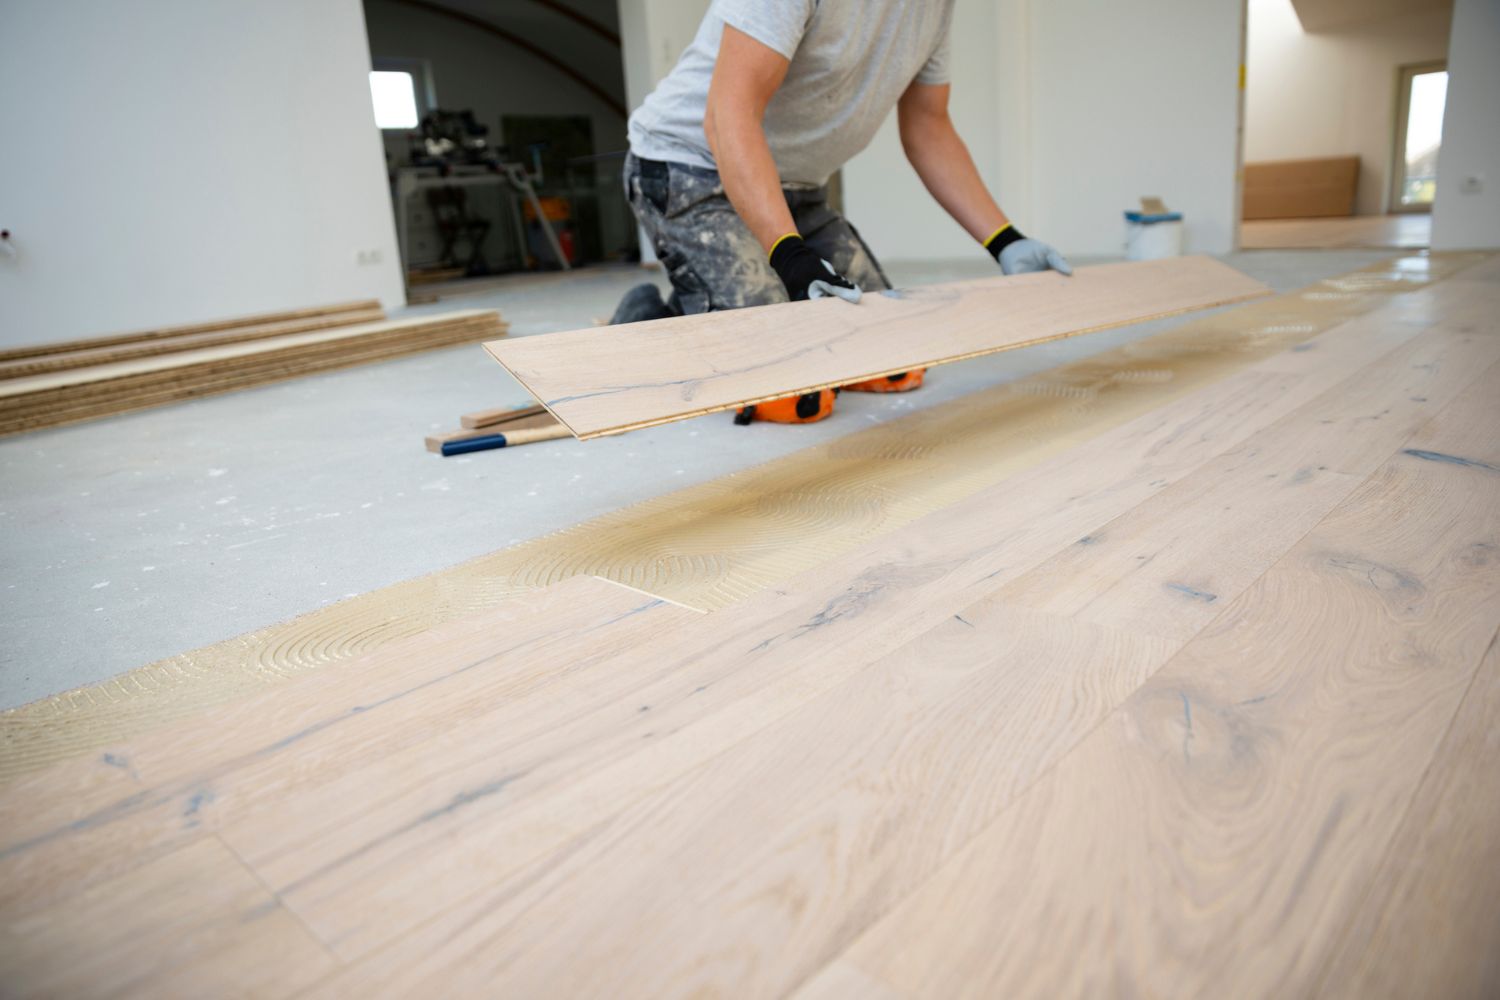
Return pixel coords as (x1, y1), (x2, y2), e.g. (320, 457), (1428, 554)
(0, 250), (1395, 707)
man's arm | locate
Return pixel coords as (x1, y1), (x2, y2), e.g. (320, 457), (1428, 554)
(898, 80), (1071, 275)
(704, 24), (861, 302)
(704, 25), (796, 254)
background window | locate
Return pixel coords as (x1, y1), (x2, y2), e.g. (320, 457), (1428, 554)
(369, 70), (419, 130)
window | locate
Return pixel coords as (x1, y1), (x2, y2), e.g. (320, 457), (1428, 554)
(370, 70), (419, 130)
(1392, 63), (1447, 212)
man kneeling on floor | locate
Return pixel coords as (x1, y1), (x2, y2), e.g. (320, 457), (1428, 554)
(612, 0), (1072, 424)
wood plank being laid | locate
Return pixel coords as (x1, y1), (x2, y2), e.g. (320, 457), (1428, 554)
(1314, 629), (1500, 999)
(0, 299), (382, 364)
(483, 256), (1271, 439)
(821, 362), (1500, 998)
(0, 836), (337, 999)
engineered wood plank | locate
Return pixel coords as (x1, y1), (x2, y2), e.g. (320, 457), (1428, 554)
(484, 256), (1271, 438)
(1240, 214), (1431, 250)
(460, 403), (547, 429)
(994, 295), (1500, 640)
(821, 360), (1500, 998)
(0, 577), (688, 917)
(293, 292), (1499, 995)
(0, 836), (337, 999)
(0, 307), (387, 379)
(1312, 629), (1500, 999)
(0, 300), (381, 363)
(219, 291), (1447, 960)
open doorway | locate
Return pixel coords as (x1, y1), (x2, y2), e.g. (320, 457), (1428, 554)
(1391, 62), (1448, 213)
(361, 0), (636, 298)
(1238, 0), (1453, 250)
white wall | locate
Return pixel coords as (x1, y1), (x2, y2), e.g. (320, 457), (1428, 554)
(1432, 0), (1500, 249)
(1245, 0), (1452, 216)
(844, 0), (1246, 260)
(0, 0), (404, 349)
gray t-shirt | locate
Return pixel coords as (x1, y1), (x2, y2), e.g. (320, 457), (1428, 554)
(628, 0), (955, 186)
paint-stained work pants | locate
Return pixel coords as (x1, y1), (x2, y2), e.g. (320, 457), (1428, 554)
(623, 152), (891, 315)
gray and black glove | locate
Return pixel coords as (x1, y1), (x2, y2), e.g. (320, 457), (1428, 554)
(985, 224), (1073, 276)
(769, 234), (862, 303)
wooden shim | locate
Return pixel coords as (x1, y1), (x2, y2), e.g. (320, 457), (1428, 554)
(0, 299), (382, 363)
(460, 403), (548, 429)
(0, 307), (387, 380)
(483, 256), (1271, 439)
(426, 410), (562, 452)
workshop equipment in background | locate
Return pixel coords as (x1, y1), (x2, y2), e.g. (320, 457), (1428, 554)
(427, 186), (493, 276)
(523, 196), (578, 269)
(425, 403), (567, 455)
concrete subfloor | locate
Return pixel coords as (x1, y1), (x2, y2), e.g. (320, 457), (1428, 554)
(0, 250), (1397, 708)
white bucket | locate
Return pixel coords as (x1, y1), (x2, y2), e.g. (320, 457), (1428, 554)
(1124, 211), (1184, 260)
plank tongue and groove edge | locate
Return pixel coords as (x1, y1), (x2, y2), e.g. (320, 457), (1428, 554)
(484, 255), (1271, 439)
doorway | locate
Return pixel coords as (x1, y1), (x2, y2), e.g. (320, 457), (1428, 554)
(1390, 62), (1448, 214)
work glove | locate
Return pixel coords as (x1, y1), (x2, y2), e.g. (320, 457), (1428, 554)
(985, 224), (1073, 277)
(769, 234), (862, 304)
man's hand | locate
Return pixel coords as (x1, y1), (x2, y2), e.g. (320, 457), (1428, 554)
(985, 225), (1073, 276)
(769, 234), (862, 303)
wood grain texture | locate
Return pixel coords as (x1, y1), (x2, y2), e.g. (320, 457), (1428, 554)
(0, 311), (505, 436)
(484, 256), (1271, 438)
(1241, 214), (1430, 250)
(297, 290), (1500, 997)
(0, 577), (688, 917)
(0, 837), (337, 999)
(0, 300), (382, 364)
(1313, 631), (1500, 1000)
(828, 359), (1500, 998)
(0, 307), (387, 379)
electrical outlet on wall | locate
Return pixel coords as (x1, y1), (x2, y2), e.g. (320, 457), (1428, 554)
(355, 249), (385, 266)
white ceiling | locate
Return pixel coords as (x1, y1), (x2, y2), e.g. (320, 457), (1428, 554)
(1290, 0), (1454, 33)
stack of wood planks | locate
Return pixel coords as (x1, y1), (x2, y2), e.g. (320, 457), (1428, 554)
(1243, 156), (1360, 220)
(3, 255), (1498, 996)
(0, 301), (506, 436)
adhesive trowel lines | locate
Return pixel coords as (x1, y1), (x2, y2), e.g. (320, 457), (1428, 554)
(0, 252), (1491, 782)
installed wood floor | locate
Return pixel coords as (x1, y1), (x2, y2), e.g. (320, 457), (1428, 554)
(1241, 213), (1432, 250)
(2, 255), (1498, 997)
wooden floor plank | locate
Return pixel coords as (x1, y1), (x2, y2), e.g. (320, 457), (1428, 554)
(1240, 214), (1431, 250)
(484, 256), (1270, 438)
(994, 294), (1500, 640)
(0, 577), (689, 917)
(0, 836), (338, 999)
(295, 291), (1500, 996)
(822, 359), (1500, 998)
(1313, 629), (1500, 999)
